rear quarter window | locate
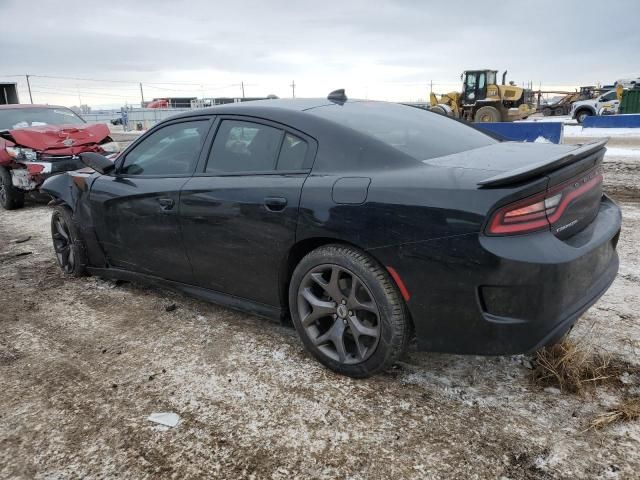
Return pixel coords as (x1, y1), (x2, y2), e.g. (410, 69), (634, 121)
(309, 101), (496, 161)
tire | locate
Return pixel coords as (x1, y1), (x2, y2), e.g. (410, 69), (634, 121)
(576, 110), (592, 124)
(51, 205), (88, 277)
(553, 108), (564, 116)
(0, 167), (25, 210)
(474, 105), (501, 122)
(542, 107), (552, 116)
(289, 244), (411, 378)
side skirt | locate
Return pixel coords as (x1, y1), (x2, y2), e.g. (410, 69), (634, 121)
(87, 267), (283, 322)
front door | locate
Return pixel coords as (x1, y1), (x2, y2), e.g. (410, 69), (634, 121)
(463, 71), (487, 104)
(180, 117), (315, 306)
(90, 118), (212, 283)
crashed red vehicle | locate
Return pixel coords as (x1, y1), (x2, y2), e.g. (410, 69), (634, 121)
(0, 104), (119, 210)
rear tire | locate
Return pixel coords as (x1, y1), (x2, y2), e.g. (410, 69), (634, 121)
(0, 167), (25, 210)
(474, 106), (501, 122)
(51, 205), (87, 277)
(289, 244), (410, 378)
(542, 107), (552, 116)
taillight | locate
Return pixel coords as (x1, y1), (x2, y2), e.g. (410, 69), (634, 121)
(487, 167), (603, 235)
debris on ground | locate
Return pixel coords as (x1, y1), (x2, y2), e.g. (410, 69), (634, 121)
(164, 303), (177, 312)
(589, 397), (640, 430)
(147, 412), (181, 428)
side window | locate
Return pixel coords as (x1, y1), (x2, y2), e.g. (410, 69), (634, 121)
(121, 120), (208, 176)
(478, 72), (486, 90)
(206, 120), (283, 173)
(277, 133), (308, 170)
(602, 91), (617, 101)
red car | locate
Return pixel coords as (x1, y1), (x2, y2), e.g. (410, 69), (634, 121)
(0, 104), (119, 210)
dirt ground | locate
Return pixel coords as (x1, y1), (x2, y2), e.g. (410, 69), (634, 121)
(1, 130), (640, 479)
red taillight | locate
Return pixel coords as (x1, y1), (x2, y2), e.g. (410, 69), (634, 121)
(486, 168), (603, 235)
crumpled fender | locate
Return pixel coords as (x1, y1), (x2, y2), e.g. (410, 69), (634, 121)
(41, 171), (96, 212)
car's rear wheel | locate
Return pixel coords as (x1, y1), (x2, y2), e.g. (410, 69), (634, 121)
(51, 205), (87, 277)
(289, 244), (410, 377)
(0, 167), (25, 210)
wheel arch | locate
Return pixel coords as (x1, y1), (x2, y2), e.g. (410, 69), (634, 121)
(279, 236), (413, 330)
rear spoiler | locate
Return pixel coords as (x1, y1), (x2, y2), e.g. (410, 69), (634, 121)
(477, 139), (608, 188)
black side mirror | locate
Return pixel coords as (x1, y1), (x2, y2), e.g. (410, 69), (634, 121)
(79, 152), (115, 175)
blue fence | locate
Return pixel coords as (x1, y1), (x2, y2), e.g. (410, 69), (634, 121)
(474, 122), (563, 144)
(583, 114), (640, 128)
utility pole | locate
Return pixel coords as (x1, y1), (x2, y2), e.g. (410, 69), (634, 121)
(139, 82), (145, 106)
(25, 74), (33, 104)
(290, 80), (296, 98)
(241, 81), (245, 98)
(430, 80), (433, 95)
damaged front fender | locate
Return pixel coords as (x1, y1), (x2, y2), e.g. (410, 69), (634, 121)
(41, 171), (96, 212)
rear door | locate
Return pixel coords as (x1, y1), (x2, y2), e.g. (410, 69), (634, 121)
(180, 116), (316, 306)
(90, 117), (212, 283)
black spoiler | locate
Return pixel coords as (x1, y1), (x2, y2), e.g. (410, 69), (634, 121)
(478, 139), (608, 188)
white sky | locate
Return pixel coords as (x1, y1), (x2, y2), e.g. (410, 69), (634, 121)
(1, 0), (638, 109)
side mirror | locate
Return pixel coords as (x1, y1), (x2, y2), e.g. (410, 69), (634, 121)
(79, 152), (115, 175)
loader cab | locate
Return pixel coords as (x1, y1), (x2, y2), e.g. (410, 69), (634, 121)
(462, 70), (497, 105)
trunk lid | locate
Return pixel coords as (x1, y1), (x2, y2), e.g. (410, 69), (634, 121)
(0, 123), (111, 156)
(426, 140), (607, 239)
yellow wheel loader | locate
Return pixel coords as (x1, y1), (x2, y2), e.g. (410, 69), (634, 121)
(430, 70), (535, 122)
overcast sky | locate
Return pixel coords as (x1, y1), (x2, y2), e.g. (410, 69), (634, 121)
(1, 0), (638, 108)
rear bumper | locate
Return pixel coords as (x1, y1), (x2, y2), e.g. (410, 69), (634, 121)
(370, 195), (621, 355)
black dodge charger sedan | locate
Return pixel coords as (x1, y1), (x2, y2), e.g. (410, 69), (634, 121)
(42, 94), (621, 377)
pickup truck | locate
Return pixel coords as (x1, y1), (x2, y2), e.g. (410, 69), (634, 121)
(571, 90), (620, 124)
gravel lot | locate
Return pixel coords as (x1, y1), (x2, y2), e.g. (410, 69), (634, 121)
(1, 129), (639, 479)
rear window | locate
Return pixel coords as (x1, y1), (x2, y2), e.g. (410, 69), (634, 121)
(0, 107), (85, 130)
(309, 101), (496, 160)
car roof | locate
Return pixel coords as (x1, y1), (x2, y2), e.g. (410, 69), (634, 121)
(0, 104), (70, 110)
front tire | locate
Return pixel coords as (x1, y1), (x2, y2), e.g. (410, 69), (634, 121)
(0, 167), (25, 210)
(289, 244), (410, 378)
(474, 105), (501, 122)
(576, 110), (592, 124)
(51, 206), (87, 277)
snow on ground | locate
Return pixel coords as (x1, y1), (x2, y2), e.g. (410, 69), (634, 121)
(565, 125), (640, 137)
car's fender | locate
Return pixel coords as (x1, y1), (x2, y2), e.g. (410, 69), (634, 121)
(41, 171), (97, 212)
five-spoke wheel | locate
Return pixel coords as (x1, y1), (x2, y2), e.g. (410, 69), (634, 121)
(290, 244), (411, 377)
(50, 206), (87, 277)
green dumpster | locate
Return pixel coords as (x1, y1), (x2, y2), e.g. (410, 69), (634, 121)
(620, 88), (640, 114)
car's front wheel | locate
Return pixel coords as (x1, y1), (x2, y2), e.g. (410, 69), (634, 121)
(289, 244), (411, 377)
(0, 167), (25, 210)
(51, 205), (87, 277)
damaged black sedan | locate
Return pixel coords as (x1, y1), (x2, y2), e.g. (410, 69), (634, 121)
(42, 94), (621, 377)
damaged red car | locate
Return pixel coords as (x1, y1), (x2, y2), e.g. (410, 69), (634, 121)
(0, 104), (119, 210)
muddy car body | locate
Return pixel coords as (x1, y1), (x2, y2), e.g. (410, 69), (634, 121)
(0, 104), (119, 209)
(42, 97), (621, 377)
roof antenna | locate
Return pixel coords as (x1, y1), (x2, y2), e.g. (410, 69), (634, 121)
(327, 89), (347, 104)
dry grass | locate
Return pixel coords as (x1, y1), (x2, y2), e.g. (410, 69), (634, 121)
(589, 398), (640, 430)
(532, 339), (622, 393)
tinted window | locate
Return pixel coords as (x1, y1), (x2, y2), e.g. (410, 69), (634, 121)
(309, 102), (496, 161)
(602, 91), (617, 101)
(206, 120), (283, 173)
(0, 107), (84, 130)
(121, 121), (208, 176)
(277, 133), (308, 170)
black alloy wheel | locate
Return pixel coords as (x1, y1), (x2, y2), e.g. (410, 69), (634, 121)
(290, 244), (410, 377)
(298, 264), (381, 364)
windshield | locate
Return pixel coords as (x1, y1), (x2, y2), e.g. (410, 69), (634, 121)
(309, 101), (496, 160)
(0, 107), (85, 130)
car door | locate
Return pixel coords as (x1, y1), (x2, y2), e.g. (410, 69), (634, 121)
(179, 116), (316, 307)
(90, 117), (212, 283)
